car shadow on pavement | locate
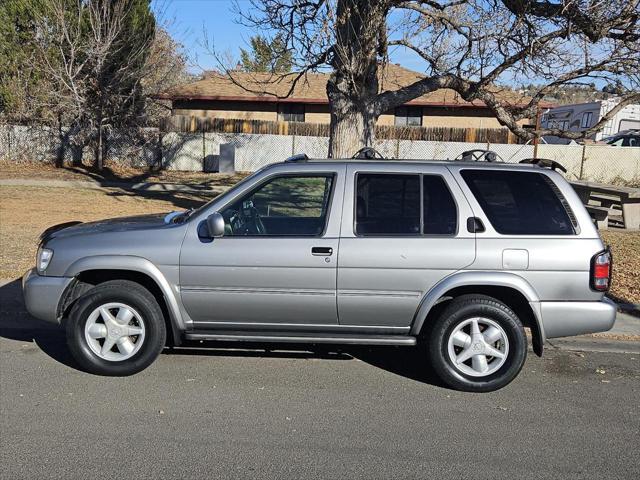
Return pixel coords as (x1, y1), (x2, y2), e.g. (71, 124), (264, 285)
(1, 278), (444, 387)
(164, 343), (444, 386)
(0, 279), (79, 369)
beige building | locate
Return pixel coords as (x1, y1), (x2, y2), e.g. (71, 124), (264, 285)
(160, 64), (534, 130)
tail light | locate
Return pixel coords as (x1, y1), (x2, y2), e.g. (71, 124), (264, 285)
(590, 248), (612, 292)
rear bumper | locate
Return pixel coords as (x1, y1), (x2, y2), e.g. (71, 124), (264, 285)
(22, 268), (73, 324)
(539, 298), (617, 339)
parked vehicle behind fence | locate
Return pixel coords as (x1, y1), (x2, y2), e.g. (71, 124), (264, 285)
(22, 153), (615, 392)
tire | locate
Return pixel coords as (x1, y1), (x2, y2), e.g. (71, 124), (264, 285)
(66, 280), (166, 376)
(428, 294), (527, 392)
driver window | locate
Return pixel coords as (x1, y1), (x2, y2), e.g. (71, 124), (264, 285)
(221, 175), (334, 236)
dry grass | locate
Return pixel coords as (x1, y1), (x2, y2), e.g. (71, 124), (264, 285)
(1, 181), (638, 305)
(0, 185), (212, 278)
(0, 159), (248, 186)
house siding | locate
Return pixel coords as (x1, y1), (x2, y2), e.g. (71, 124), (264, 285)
(171, 100), (528, 128)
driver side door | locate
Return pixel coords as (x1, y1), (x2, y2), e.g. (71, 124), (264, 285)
(179, 169), (342, 328)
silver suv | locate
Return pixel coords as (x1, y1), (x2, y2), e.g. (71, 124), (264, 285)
(22, 156), (616, 391)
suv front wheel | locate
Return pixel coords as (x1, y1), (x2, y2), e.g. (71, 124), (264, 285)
(428, 294), (527, 392)
(66, 280), (166, 376)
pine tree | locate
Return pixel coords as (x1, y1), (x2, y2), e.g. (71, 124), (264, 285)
(240, 34), (292, 73)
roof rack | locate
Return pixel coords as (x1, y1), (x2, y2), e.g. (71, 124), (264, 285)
(284, 153), (309, 163)
(519, 158), (567, 173)
(352, 147), (385, 159)
(454, 149), (503, 163)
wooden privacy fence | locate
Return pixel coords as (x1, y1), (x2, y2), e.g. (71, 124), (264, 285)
(160, 115), (518, 144)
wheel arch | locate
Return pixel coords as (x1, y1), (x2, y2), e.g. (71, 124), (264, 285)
(59, 256), (183, 346)
(411, 272), (545, 356)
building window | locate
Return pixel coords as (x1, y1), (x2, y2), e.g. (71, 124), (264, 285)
(580, 112), (593, 129)
(394, 106), (422, 126)
(550, 119), (569, 131)
(278, 103), (305, 122)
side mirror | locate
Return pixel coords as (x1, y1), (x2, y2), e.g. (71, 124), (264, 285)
(206, 212), (225, 238)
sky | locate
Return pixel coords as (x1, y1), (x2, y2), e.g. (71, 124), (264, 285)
(151, 0), (427, 75)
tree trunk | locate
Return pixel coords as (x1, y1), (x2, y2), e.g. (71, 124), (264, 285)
(96, 122), (104, 170)
(55, 114), (64, 168)
(326, 0), (387, 158)
(328, 97), (377, 158)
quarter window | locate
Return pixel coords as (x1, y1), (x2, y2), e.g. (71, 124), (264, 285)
(461, 170), (574, 235)
(423, 176), (457, 235)
(355, 174), (457, 236)
(222, 175), (333, 236)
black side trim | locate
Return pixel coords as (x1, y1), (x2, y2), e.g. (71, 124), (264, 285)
(184, 331), (417, 346)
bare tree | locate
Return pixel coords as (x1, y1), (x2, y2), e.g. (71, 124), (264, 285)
(29, 0), (156, 169)
(229, 0), (639, 157)
(143, 27), (191, 126)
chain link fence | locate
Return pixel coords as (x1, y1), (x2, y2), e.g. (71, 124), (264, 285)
(1, 124), (639, 186)
(0, 124), (161, 168)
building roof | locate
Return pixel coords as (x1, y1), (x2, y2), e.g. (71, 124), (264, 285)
(159, 63), (541, 109)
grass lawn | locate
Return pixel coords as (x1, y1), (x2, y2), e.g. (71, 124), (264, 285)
(1, 180), (638, 305)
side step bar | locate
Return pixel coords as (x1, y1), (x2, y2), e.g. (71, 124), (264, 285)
(184, 331), (417, 346)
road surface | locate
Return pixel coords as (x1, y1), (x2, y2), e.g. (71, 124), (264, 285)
(1, 279), (639, 479)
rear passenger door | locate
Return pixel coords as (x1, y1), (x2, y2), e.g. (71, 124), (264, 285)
(337, 164), (476, 328)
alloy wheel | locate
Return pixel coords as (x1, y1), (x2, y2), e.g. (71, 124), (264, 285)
(84, 302), (146, 362)
(446, 317), (509, 377)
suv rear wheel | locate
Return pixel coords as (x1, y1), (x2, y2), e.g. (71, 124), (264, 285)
(428, 294), (527, 392)
(66, 280), (166, 376)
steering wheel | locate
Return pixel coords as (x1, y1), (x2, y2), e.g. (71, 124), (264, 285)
(229, 204), (266, 235)
(454, 149), (503, 163)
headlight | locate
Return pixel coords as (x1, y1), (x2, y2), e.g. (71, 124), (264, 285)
(37, 247), (53, 274)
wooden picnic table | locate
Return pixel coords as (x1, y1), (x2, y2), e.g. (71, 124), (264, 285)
(570, 180), (640, 230)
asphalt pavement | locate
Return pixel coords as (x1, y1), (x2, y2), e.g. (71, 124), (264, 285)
(1, 278), (639, 479)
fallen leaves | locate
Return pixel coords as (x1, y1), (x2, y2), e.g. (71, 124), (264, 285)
(601, 231), (640, 305)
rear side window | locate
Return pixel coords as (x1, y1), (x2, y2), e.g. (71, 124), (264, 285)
(355, 173), (458, 236)
(356, 174), (420, 235)
(461, 170), (574, 235)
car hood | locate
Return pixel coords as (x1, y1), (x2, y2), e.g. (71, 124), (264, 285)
(40, 212), (181, 243)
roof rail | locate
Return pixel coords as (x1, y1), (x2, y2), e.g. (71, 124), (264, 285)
(285, 153), (309, 163)
(519, 158), (567, 173)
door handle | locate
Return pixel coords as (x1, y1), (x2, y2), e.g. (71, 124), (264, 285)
(311, 247), (333, 256)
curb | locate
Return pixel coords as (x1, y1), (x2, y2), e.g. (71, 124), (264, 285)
(547, 338), (640, 354)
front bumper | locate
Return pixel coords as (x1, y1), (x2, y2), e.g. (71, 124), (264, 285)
(540, 298), (617, 339)
(22, 268), (73, 324)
